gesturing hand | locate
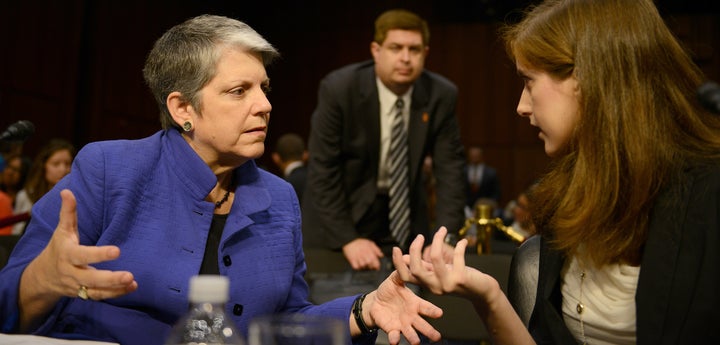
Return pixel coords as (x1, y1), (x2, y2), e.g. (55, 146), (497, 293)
(363, 271), (443, 345)
(19, 189), (137, 329)
(392, 227), (487, 299)
(392, 230), (537, 345)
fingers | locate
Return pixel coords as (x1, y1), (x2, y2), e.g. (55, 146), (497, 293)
(65, 256), (138, 300)
(69, 245), (121, 267)
(81, 277), (138, 301)
(386, 330), (401, 345)
(429, 227), (447, 262)
(407, 234), (425, 274)
(401, 326), (421, 345)
(418, 299), (443, 319)
(31, 189), (138, 302)
(392, 247), (414, 283)
(433, 226), (448, 243)
(367, 257), (381, 271)
(58, 264), (138, 301)
(371, 242), (384, 258)
(57, 189), (78, 238)
(410, 317), (442, 343)
(343, 239), (383, 270)
(81, 269), (136, 289)
(347, 255), (380, 271)
(452, 239), (468, 277)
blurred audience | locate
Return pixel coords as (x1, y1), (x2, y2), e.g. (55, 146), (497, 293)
(503, 188), (536, 239)
(0, 154), (31, 207)
(13, 139), (75, 235)
(0, 191), (12, 235)
(464, 145), (500, 209)
(271, 133), (307, 201)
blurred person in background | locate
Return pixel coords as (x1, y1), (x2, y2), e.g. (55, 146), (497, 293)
(12, 139), (76, 235)
(271, 133), (308, 201)
(0, 154), (31, 207)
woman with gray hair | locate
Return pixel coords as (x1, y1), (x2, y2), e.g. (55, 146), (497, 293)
(0, 15), (442, 345)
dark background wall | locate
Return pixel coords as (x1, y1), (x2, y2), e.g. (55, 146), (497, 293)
(1, 0), (718, 206)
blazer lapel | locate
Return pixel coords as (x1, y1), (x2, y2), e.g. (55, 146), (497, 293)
(358, 67), (381, 179)
(408, 75), (430, 187)
(526, 237), (577, 344)
(636, 173), (695, 345)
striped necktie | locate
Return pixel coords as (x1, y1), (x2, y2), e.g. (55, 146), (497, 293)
(388, 98), (410, 248)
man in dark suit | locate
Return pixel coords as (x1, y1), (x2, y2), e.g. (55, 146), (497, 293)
(271, 133), (308, 201)
(302, 9), (466, 271)
(465, 145), (501, 208)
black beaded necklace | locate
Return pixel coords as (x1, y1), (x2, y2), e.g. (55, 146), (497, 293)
(214, 189), (231, 209)
(214, 175), (234, 209)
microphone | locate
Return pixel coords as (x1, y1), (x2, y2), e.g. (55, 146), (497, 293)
(0, 120), (35, 142)
(697, 81), (720, 115)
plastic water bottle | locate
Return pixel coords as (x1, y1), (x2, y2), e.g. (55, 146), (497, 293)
(165, 275), (245, 345)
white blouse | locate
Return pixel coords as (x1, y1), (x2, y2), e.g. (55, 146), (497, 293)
(11, 189), (33, 235)
(561, 254), (640, 344)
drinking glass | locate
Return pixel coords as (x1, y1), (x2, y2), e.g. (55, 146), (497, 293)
(248, 313), (345, 345)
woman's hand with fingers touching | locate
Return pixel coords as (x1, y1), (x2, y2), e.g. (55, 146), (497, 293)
(392, 226), (536, 345)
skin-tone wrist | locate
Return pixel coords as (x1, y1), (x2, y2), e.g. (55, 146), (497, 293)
(362, 291), (378, 329)
(348, 291), (378, 337)
(18, 259), (60, 331)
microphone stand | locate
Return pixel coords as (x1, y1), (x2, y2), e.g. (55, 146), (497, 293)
(0, 212), (30, 229)
(459, 203), (525, 255)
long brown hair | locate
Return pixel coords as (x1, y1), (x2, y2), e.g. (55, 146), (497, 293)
(503, 0), (720, 266)
(24, 139), (76, 203)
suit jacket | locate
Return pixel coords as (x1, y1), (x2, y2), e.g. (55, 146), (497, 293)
(287, 164), (307, 202)
(465, 163), (501, 207)
(0, 130), (368, 345)
(302, 60), (466, 250)
(528, 164), (720, 344)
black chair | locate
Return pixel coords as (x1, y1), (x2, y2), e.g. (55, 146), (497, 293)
(419, 253), (513, 343)
(507, 235), (540, 327)
(0, 234), (22, 270)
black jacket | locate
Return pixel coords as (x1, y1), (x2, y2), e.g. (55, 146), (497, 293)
(529, 164), (720, 344)
(302, 60), (466, 249)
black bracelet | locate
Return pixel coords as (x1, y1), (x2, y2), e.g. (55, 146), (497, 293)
(352, 293), (378, 335)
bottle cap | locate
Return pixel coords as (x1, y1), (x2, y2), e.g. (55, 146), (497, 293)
(188, 275), (229, 303)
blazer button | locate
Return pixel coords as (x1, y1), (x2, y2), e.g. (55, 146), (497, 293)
(223, 255), (232, 266)
(233, 304), (244, 316)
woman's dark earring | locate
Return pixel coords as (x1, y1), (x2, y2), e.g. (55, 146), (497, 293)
(182, 121), (193, 132)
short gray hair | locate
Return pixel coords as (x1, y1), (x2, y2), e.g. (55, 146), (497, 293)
(143, 14), (280, 130)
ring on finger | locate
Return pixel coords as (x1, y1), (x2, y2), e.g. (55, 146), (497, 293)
(77, 285), (89, 300)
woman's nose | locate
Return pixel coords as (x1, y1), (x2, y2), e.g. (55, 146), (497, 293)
(516, 88), (531, 117)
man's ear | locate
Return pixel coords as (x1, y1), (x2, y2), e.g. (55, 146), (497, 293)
(166, 91), (194, 127)
(370, 41), (380, 60)
(271, 152), (282, 167)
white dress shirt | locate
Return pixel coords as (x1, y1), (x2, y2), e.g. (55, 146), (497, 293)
(376, 78), (412, 192)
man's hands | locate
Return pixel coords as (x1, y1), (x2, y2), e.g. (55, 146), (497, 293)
(343, 230), (458, 271)
(343, 238), (384, 270)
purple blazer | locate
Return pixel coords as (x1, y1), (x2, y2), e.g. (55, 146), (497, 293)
(0, 130), (368, 345)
